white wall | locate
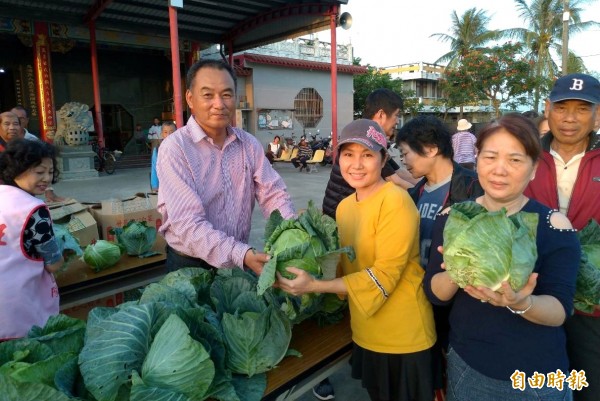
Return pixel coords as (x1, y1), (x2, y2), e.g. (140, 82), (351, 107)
(247, 63), (355, 147)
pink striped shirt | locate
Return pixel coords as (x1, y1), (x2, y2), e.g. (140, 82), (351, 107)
(452, 131), (477, 164)
(157, 117), (295, 268)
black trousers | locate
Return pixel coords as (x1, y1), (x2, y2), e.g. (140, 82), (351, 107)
(165, 245), (215, 272)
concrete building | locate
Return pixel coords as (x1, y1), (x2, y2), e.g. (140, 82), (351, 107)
(381, 62), (494, 125)
(204, 38), (366, 148)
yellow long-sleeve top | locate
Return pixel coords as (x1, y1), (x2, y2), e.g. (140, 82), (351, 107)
(337, 182), (436, 354)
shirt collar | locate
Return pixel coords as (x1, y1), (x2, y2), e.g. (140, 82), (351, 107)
(186, 115), (242, 147)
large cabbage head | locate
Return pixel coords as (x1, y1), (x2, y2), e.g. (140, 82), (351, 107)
(443, 201), (538, 292)
(257, 201), (354, 295)
(575, 219), (600, 313)
(111, 220), (157, 257)
(81, 240), (124, 272)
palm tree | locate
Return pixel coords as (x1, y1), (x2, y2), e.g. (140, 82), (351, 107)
(502, 0), (600, 111)
(431, 8), (501, 68)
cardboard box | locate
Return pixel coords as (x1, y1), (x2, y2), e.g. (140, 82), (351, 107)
(49, 200), (99, 247)
(61, 292), (125, 320)
(90, 193), (165, 252)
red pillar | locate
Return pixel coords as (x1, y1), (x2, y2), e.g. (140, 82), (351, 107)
(32, 22), (57, 141)
(169, 6), (184, 128)
(89, 20), (104, 147)
(330, 6), (339, 154)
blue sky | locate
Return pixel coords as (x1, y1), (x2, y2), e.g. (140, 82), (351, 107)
(317, 0), (600, 73)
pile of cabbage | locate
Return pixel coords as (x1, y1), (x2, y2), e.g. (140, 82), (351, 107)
(443, 201), (538, 292)
(0, 269), (294, 401)
(257, 201), (354, 324)
(575, 219), (600, 313)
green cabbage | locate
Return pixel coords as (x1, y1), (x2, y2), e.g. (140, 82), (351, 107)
(111, 220), (158, 257)
(81, 240), (124, 272)
(575, 219), (600, 313)
(256, 201), (354, 324)
(443, 201), (538, 291)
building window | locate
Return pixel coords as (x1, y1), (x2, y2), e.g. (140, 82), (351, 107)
(294, 88), (323, 128)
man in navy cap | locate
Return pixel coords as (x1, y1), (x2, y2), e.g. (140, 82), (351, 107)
(525, 73), (600, 401)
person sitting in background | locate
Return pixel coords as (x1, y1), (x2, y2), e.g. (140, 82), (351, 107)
(265, 135), (284, 164)
(150, 121), (176, 192)
(424, 113), (579, 401)
(451, 118), (477, 170)
(291, 137), (312, 172)
(147, 117), (161, 141)
(0, 139), (65, 341)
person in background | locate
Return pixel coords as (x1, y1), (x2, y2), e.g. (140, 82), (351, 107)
(10, 106), (66, 202)
(265, 135), (284, 164)
(451, 118), (477, 170)
(279, 119), (436, 401)
(425, 113), (579, 401)
(291, 136), (312, 172)
(322, 89), (414, 219)
(524, 73), (600, 401)
(11, 106), (38, 140)
(133, 123), (147, 153)
(0, 139), (64, 341)
(0, 111), (20, 152)
(535, 115), (550, 137)
(147, 117), (161, 141)
(150, 121), (176, 192)
(396, 115), (483, 400)
(156, 59), (294, 273)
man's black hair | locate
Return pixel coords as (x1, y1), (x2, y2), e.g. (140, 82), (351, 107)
(363, 88), (404, 119)
(395, 115), (454, 159)
(186, 59), (237, 92)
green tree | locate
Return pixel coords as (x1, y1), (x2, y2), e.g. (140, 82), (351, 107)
(353, 58), (403, 118)
(431, 8), (501, 68)
(502, 0), (600, 111)
(444, 43), (538, 118)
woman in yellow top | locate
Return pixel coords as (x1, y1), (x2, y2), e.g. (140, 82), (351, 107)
(278, 119), (436, 401)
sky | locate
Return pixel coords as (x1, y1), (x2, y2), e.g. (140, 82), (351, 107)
(314, 0), (600, 74)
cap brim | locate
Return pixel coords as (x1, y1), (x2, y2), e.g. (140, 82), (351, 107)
(550, 94), (599, 104)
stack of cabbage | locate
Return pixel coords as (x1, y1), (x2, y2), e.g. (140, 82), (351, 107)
(0, 269), (293, 401)
(257, 201), (354, 324)
(443, 201), (538, 292)
(575, 219), (600, 313)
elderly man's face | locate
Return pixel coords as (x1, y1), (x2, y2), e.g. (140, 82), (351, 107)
(546, 99), (598, 147)
(11, 108), (28, 132)
(0, 113), (20, 142)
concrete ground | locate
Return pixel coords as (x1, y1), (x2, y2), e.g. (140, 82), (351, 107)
(53, 162), (369, 401)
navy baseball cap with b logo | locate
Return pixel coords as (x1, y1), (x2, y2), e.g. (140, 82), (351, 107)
(549, 73), (600, 104)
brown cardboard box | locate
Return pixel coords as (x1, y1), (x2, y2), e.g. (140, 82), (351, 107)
(90, 193), (165, 252)
(49, 200), (99, 247)
(61, 292), (125, 320)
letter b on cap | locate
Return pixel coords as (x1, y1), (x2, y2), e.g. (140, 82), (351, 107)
(570, 79), (584, 91)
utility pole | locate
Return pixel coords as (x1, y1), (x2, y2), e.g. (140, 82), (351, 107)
(562, 0), (570, 75)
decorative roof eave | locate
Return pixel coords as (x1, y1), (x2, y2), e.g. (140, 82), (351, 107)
(235, 53), (368, 75)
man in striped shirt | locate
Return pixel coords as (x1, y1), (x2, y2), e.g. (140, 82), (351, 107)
(156, 59), (295, 274)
